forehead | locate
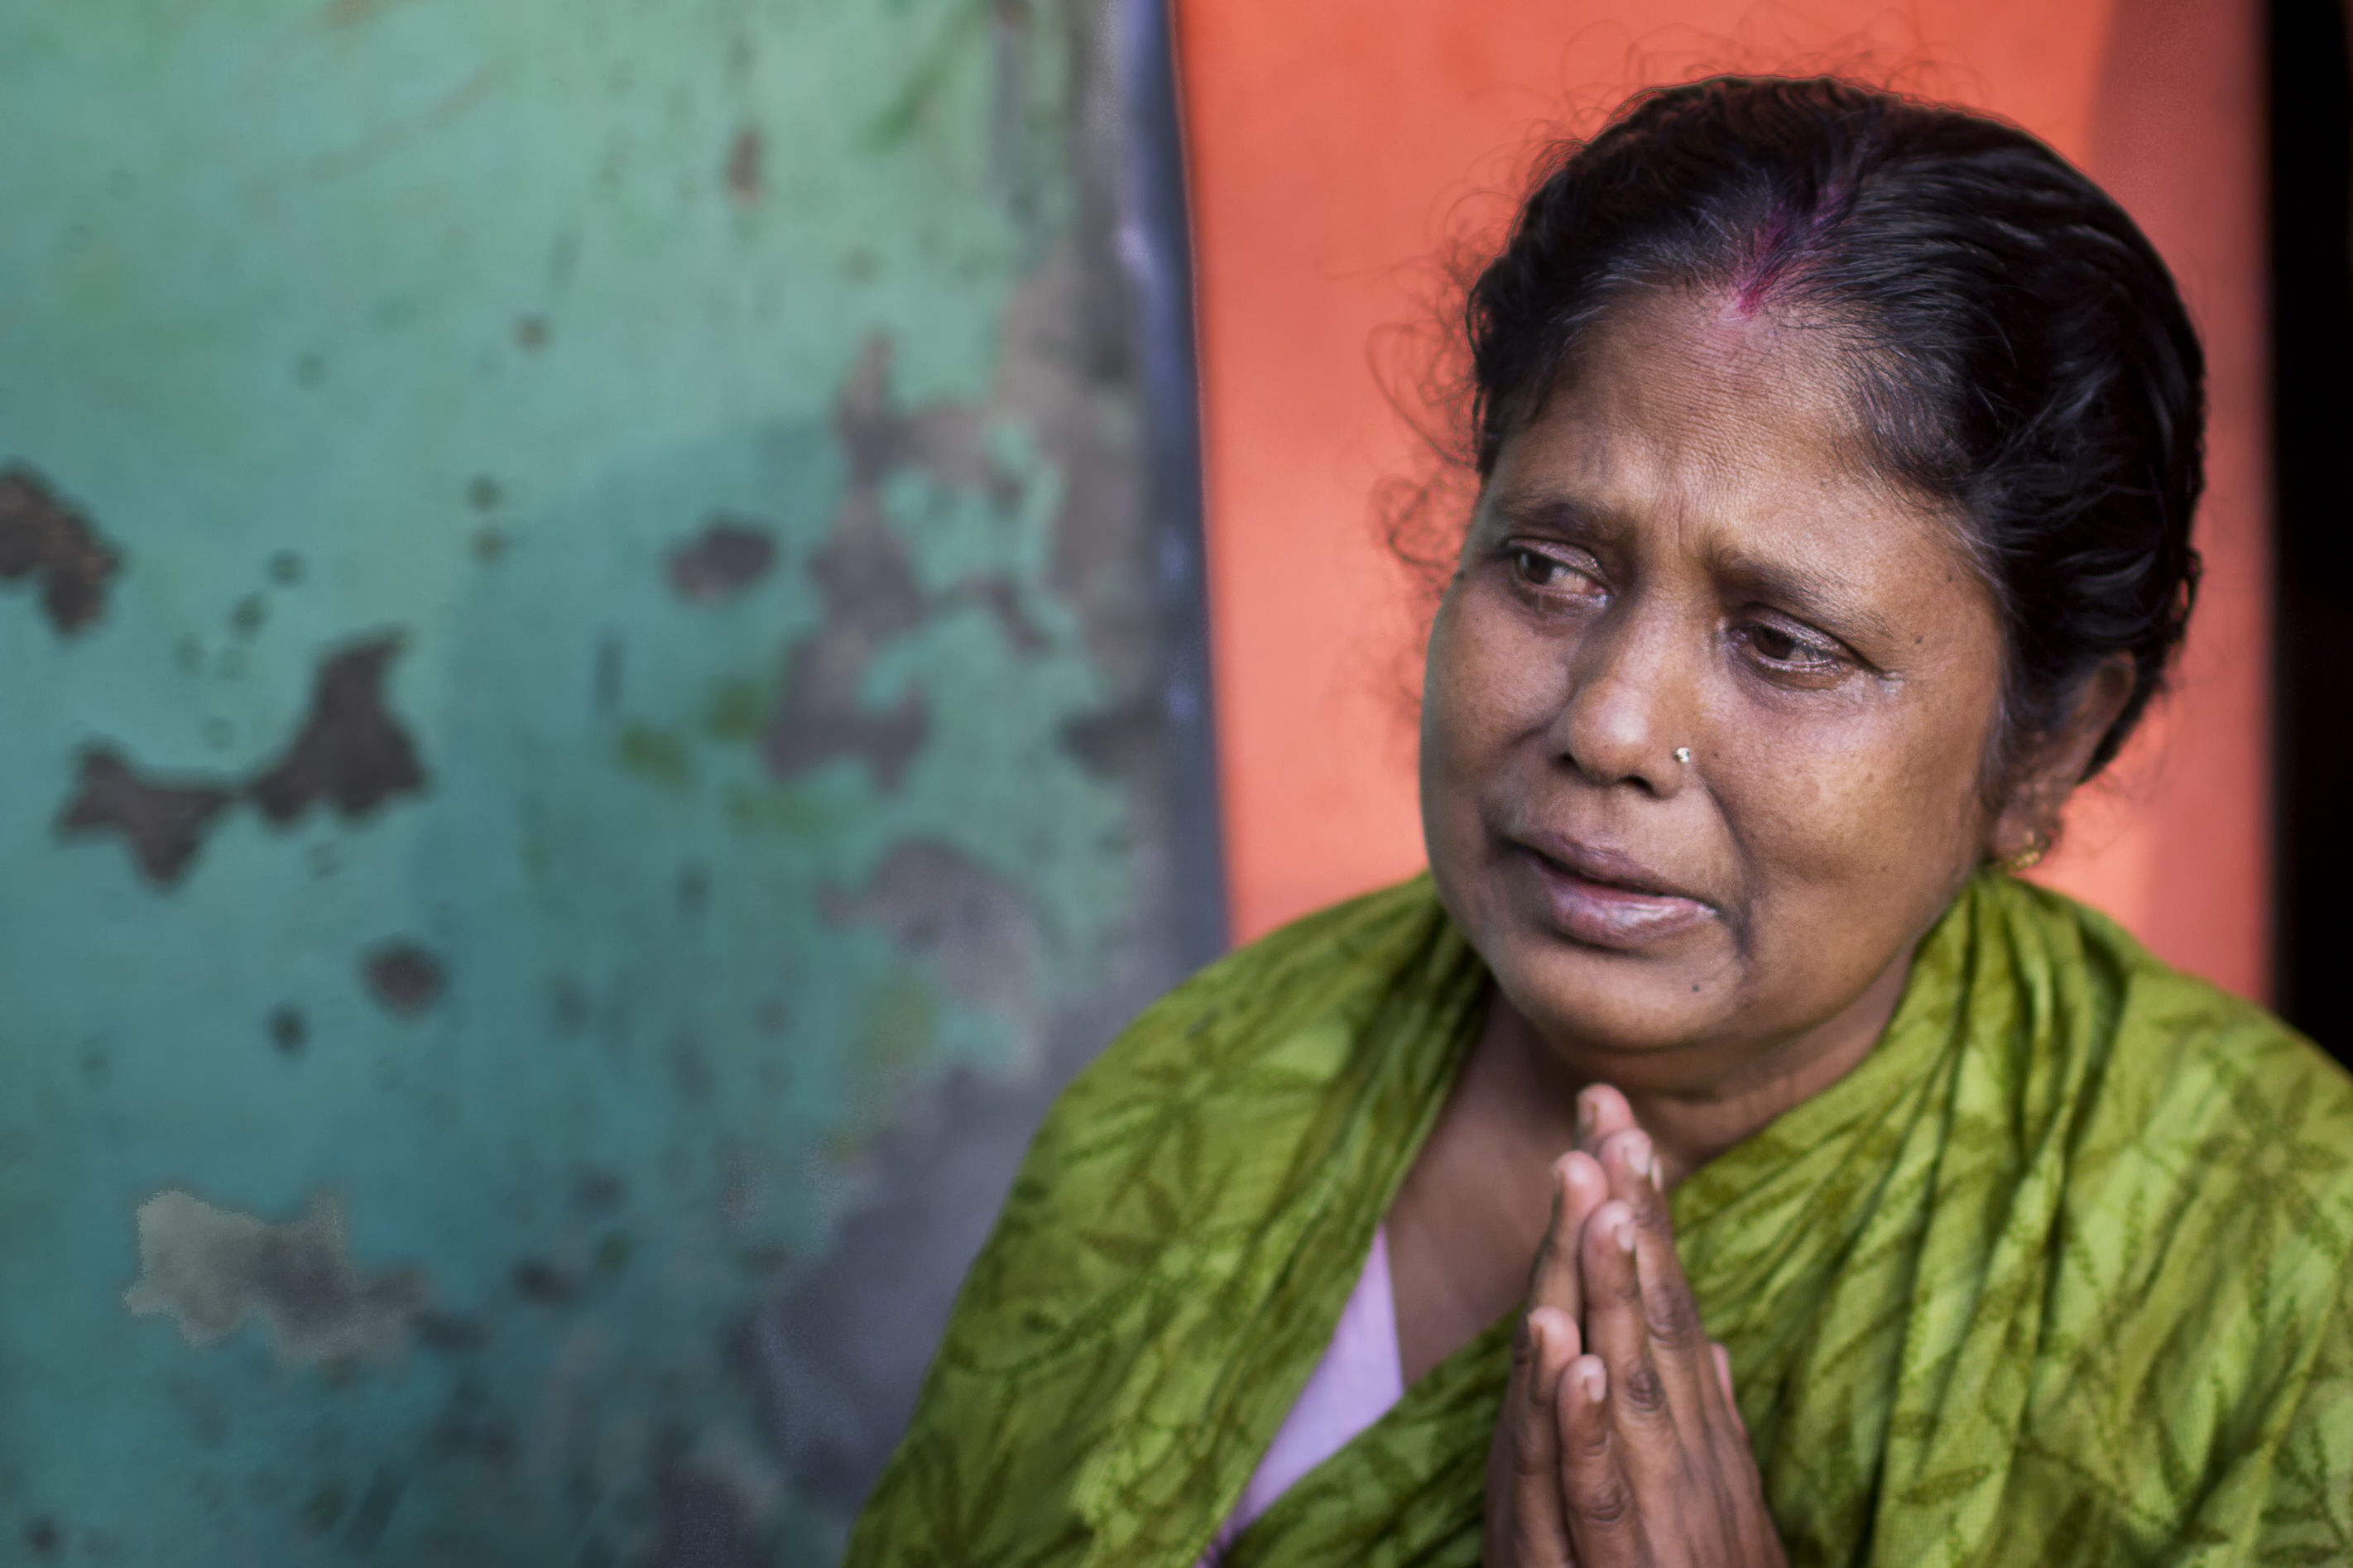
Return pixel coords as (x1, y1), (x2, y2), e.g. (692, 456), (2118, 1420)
(1491, 291), (1970, 583)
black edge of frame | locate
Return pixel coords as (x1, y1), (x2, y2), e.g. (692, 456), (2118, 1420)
(2269, 0), (2353, 1060)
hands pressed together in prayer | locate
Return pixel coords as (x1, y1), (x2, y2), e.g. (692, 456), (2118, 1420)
(1482, 1086), (1785, 1568)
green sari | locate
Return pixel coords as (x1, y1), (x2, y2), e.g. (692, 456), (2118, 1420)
(847, 874), (2353, 1566)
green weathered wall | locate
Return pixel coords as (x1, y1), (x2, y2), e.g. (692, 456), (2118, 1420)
(0, 2), (1189, 1561)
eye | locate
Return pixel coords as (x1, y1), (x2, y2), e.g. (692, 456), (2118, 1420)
(1734, 618), (1849, 679)
(1505, 544), (1603, 601)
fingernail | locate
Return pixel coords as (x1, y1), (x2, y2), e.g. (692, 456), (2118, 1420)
(1614, 1216), (1635, 1254)
(1577, 1359), (1606, 1402)
(1624, 1132), (1652, 1180)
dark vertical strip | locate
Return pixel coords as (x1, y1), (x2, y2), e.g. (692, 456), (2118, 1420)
(2270, 0), (2353, 1057)
(1114, 0), (1229, 969)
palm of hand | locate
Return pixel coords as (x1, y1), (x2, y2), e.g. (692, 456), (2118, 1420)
(1481, 1086), (1786, 1568)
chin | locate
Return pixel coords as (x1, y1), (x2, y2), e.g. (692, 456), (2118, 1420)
(1491, 932), (1736, 1062)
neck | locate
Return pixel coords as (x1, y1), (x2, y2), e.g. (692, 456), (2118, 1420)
(1482, 947), (1914, 1187)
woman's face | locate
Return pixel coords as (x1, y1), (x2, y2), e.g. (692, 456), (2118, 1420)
(1421, 291), (2007, 1087)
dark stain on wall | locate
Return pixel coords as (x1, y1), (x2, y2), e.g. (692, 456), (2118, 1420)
(57, 633), (429, 886)
(414, 1309), (493, 1354)
(667, 518), (776, 601)
(572, 1168), (628, 1214)
(55, 750), (236, 885)
(425, 1376), (515, 1466)
(938, 574), (1052, 655)
(0, 463), (122, 636)
(250, 636), (429, 825)
(724, 123), (763, 204)
(362, 941), (445, 1017)
(760, 471), (932, 790)
(340, 1465), (405, 1555)
(819, 838), (1038, 1024)
(269, 1005), (309, 1056)
(743, 0), (1226, 1508)
(1058, 688), (1159, 779)
(511, 1258), (577, 1306)
(761, 338), (1073, 792)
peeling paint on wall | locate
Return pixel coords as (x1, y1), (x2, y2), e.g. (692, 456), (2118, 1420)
(0, 465), (121, 636)
(0, 0), (1195, 1561)
(55, 634), (427, 885)
(124, 1191), (428, 1364)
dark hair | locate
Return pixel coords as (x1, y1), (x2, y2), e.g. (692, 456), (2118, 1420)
(1463, 75), (2203, 789)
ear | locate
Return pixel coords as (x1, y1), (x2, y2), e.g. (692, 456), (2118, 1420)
(1987, 655), (2135, 866)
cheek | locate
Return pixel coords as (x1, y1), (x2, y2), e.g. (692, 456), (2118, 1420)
(1423, 592), (1556, 783)
(1420, 591), (1552, 872)
(1713, 679), (1994, 899)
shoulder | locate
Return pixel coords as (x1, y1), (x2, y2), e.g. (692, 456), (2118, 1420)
(2020, 879), (2353, 1184)
(942, 874), (1472, 1350)
(845, 878), (1480, 1565)
(1956, 883), (2353, 1549)
(2015, 877), (2353, 1315)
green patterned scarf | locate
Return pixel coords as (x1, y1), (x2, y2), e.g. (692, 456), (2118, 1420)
(846, 874), (2353, 1566)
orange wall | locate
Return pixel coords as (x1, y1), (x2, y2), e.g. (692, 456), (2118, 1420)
(1178, 0), (2269, 1000)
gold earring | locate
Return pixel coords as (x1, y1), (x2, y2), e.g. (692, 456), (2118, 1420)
(1998, 837), (2046, 875)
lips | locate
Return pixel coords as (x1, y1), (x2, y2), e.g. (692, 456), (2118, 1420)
(1507, 829), (1717, 950)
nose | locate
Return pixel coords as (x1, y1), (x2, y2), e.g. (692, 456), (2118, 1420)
(1548, 605), (1697, 796)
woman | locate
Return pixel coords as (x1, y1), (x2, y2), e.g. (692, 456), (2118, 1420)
(847, 79), (2353, 1566)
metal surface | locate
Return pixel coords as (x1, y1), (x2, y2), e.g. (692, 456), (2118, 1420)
(0, 1), (1211, 1561)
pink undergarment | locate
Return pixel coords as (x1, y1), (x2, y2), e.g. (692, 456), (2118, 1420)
(1196, 1226), (1405, 1565)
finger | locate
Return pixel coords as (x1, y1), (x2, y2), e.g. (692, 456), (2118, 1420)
(1712, 1342), (1749, 1441)
(1599, 1127), (1717, 1432)
(1528, 1151), (1608, 1318)
(1557, 1353), (1644, 1567)
(1503, 1308), (1580, 1568)
(1575, 1082), (1637, 1157)
(1578, 1190), (1690, 1514)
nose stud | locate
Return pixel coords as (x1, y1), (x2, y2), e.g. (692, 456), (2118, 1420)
(1673, 747), (1692, 765)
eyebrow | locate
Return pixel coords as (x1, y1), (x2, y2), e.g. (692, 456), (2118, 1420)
(1490, 494), (1618, 536)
